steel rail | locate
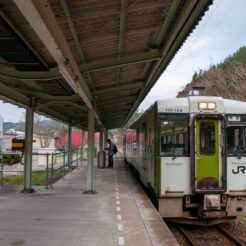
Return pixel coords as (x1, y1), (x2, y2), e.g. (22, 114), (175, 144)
(216, 225), (244, 246)
(178, 226), (198, 246)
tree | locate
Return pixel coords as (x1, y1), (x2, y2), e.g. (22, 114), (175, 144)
(177, 46), (246, 100)
(33, 113), (64, 148)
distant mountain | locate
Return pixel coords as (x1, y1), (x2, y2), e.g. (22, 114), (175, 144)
(38, 119), (58, 127)
(177, 46), (246, 100)
(3, 122), (25, 133)
(3, 119), (59, 134)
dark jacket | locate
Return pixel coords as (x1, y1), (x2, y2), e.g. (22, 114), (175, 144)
(105, 142), (115, 156)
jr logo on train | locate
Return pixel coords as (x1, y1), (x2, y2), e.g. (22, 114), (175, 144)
(232, 166), (245, 174)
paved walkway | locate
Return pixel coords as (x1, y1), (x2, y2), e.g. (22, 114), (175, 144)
(0, 156), (178, 246)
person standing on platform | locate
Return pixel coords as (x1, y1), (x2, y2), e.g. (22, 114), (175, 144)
(105, 139), (117, 168)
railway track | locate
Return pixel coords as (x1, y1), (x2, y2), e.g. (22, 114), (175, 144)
(167, 222), (245, 246)
(216, 225), (244, 246)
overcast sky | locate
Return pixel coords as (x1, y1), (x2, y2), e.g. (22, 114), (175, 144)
(139, 0), (246, 110)
(1, 0), (246, 122)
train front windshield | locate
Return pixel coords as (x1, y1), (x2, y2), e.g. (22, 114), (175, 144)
(227, 126), (246, 155)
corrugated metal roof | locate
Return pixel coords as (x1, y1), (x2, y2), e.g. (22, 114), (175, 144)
(0, 0), (213, 129)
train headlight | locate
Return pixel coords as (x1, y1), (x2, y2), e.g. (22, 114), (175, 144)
(199, 102), (207, 109)
(198, 102), (216, 110)
(208, 102), (216, 110)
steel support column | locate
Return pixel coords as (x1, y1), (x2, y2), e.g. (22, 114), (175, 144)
(98, 127), (105, 168)
(81, 129), (85, 163)
(67, 125), (72, 168)
(22, 106), (34, 193)
(104, 130), (108, 147)
(84, 108), (96, 193)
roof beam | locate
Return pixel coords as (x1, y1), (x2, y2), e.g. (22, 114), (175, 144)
(59, 0), (103, 124)
(105, 120), (125, 128)
(102, 112), (128, 119)
(0, 66), (60, 80)
(74, 1), (168, 22)
(13, 0), (92, 109)
(0, 81), (80, 124)
(59, 0), (86, 62)
(104, 116), (126, 121)
(103, 111), (129, 117)
(81, 26), (159, 45)
(106, 119), (124, 124)
(141, 0), (181, 76)
(38, 107), (69, 123)
(117, 0), (128, 86)
(80, 50), (161, 72)
(0, 83), (30, 106)
(155, 0), (182, 48)
(94, 82), (144, 96)
(59, 0), (97, 95)
(123, 0), (210, 126)
(102, 104), (131, 113)
(15, 88), (80, 101)
(71, 120), (87, 127)
(35, 101), (87, 111)
(0, 9), (48, 69)
(100, 96), (137, 106)
(0, 51), (160, 80)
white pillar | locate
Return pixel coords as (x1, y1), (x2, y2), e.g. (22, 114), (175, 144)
(98, 127), (104, 168)
(81, 129), (85, 162)
(67, 125), (72, 168)
(23, 106), (34, 193)
(104, 130), (108, 147)
(84, 108), (96, 193)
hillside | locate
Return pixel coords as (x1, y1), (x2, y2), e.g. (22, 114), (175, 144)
(3, 122), (25, 133)
(3, 119), (62, 134)
(177, 46), (246, 100)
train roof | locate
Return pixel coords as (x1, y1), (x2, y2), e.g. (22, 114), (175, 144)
(156, 96), (246, 114)
(224, 99), (246, 114)
(129, 96), (246, 128)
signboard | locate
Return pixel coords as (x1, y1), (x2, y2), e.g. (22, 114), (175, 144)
(12, 138), (25, 151)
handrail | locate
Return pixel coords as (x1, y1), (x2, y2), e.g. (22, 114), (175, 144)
(0, 148), (84, 189)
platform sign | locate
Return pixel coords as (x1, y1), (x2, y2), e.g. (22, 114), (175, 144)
(12, 138), (25, 151)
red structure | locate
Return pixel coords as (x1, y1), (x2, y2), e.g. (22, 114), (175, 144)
(55, 133), (100, 150)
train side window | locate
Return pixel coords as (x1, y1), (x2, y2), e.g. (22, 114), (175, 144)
(227, 126), (246, 156)
(126, 129), (138, 152)
(159, 114), (189, 156)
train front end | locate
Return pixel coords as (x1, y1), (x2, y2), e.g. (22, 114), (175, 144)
(158, 97), (246, 225)
(188, 98), (229, 224)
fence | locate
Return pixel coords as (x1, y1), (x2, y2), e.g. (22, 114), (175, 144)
(0, 148), (84, 189)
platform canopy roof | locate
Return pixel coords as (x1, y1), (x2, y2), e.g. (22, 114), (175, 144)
(0, 0), (212, 129)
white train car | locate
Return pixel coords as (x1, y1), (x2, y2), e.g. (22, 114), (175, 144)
(124, 96), (246, 225)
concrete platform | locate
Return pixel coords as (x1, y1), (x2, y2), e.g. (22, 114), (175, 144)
(0, 156), (179, 246)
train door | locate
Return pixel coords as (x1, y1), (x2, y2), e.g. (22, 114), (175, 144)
(195, 119), (221, 190)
